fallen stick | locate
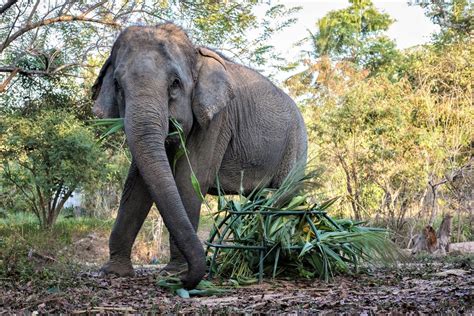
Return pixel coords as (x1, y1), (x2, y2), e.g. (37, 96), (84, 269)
(72, 306), (137, 313)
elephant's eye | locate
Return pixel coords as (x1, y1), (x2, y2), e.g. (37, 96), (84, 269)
(170, 78), (181, 90)
(169, 78), (181, 98)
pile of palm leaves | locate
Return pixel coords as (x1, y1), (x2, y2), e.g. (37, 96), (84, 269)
(207, 164), (401, 284)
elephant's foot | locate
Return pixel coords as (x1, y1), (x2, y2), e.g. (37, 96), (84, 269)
(100, 259), (135, 277)
(159, 260), (187, 277)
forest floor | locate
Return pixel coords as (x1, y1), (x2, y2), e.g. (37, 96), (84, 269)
(1, 247), (472, 314)
(1, 216), (473, 313)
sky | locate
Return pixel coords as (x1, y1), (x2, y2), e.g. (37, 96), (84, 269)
(259, 0), (439, 80)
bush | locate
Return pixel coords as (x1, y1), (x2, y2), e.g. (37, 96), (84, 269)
(0, 110), (106, 228)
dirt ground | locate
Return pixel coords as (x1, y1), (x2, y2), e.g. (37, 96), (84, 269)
(1, 229), (473, 313)
(1, 249), (472, 314)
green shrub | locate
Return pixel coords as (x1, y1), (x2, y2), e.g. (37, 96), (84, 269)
(0, 110), (107, 228)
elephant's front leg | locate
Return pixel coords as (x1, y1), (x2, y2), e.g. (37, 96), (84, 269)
(164, 177), (203, 274)
(164, 116), (231, 274)
(101, 160), (153, 276)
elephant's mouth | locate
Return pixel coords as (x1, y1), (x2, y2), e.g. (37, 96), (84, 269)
(165, 135), (179, 147)
(165, 120), (180, 147)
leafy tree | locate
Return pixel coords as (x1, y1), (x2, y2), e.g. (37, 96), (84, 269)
(293, 43), (471, 228)
(414, 0), (473, 45)
(285, 1), (472, 233)
(285, 0), (403, 113)
(304, 0), (399, 73)
(406, 42), (473, 225)
(306, 75), (425, 222)
(0, 0), (300, 98)
(0, 110), (106, 227)
(177, 2), (300, 71)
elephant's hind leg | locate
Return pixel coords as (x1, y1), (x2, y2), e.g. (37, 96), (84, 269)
(270, 119), (307, 188)
(101, 160), (153, 277)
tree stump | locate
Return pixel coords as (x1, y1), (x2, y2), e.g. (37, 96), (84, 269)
(410, 214), (452, 255)
(437, 214), (452, 254)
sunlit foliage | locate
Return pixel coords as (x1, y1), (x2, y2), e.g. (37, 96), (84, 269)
(0, 110), (106, 227)
(285, 0), (473, 240)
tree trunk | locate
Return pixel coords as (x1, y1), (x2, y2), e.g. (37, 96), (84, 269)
(337, 153), (361, 220)
(437, 214), (452, 254)
(45, 187), (74, 228)
(428, 184), (438, 226)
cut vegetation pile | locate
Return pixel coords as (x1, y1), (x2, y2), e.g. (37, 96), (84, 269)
(207, 166), (401, 284)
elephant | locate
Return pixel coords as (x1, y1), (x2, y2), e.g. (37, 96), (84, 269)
(91, 22), (307, 289)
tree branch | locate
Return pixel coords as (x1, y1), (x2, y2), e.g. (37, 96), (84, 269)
(35, 184), (47, 225)
(0, 63), (93, 76)
(25, 0), (41, 26)
(50, 183), (64, 215)
(2, 163), (40, 218)
(0, 0), (18, 15)
(53, 187), (74, 224)
(82, 0), (108, 17)
(0, 67), (18, 92)
(0, 15), (120, 53)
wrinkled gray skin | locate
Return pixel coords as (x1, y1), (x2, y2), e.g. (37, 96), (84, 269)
(92, 23), (307, 289)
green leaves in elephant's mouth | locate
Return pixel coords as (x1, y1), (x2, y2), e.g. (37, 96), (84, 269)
(90, 118), (181, 140)
(166, 121), (180, 144)
(169, 117), (205, 202)
(92, 117), (204, 202)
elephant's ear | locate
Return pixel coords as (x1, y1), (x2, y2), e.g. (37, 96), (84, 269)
(193, 47), (234, 128)
(91, 56), (119, 118)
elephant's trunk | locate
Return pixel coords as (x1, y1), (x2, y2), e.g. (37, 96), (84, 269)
(124, 94), (206, 289)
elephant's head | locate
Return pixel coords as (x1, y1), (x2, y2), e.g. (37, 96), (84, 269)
(91, 23), (234, 289)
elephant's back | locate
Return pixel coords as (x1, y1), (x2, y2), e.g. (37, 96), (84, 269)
(216, 62), (307, 193)
(226, 62), (304, 141)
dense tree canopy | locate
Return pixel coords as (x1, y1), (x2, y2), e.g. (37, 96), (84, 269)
(285, 0), (473, 238)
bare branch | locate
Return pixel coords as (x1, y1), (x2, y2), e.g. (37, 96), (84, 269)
(57, 0), (73, 16)
(1, 1), (23, 50)
(25, 0), (41, 26)
(0, 0), (18, 15)
(82, 0), (108, 17)
(0, 15), (121, 53)
(114, 9), (166, 21)
(0, 67), (18, 92)
(0, 63), (94, 87)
